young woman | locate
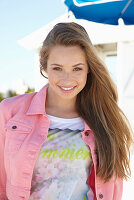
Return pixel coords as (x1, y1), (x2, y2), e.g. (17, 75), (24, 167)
(0, 22), (133, 200)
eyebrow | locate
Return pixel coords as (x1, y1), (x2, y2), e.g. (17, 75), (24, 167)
(50, 63), (85, 67)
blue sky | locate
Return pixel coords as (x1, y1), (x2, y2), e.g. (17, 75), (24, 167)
(0, 0), (67, 92)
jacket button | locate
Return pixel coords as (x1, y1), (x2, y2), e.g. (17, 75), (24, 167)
(99, 194), (103, 199)
(12, 125), (17, 129)
(84, 131), (89, 136)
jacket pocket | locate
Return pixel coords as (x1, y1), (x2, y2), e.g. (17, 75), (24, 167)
(4, 119), (32, 152)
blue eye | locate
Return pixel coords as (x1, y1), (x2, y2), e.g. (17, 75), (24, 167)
(73, 67), (82, 71)
(53, 67), (61, 71)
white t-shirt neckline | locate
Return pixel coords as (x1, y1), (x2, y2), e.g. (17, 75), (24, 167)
(46, 114), (84, 131)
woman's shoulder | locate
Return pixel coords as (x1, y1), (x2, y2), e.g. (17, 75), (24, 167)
(0, 92), (37, 111)
(0, 92), (37, 128)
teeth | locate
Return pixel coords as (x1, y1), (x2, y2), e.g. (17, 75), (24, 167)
(61, 87), (74, 90)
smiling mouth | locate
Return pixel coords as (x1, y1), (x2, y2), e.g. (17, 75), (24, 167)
(58, 86), (76, 92)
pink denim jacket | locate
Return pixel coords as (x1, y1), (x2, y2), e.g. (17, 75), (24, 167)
(0, 83), (123, 200)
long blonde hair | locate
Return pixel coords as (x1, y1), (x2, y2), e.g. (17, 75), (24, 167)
(39, 22), (133, 182)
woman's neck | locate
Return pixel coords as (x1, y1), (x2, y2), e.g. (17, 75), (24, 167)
(45, 88), (79, 118)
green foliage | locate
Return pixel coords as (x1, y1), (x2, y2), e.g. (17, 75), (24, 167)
(0, 87), (35, 102)
(25, 87), (35, 93)
(0, 92), (4, 102)
(7, 90), (17, 98)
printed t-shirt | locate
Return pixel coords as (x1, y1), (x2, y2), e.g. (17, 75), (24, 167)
(29, 115), (93, 200)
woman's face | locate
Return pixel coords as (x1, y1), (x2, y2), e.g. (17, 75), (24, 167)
(45, 45), (89, 100)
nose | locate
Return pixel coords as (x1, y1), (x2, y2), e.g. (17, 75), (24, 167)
(60, 70), (74, 86)
(62, 70), (71, 80)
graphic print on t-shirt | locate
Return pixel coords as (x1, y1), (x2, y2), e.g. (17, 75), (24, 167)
(30, 128), (92, 200)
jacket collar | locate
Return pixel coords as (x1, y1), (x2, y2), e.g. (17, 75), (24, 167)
(26, 83), (49, 115)
(26, 83), (91, 131)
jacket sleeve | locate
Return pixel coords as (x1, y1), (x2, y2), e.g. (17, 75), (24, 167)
(0, 100), (9, 200)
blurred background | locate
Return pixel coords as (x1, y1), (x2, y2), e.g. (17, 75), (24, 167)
(0, 1), (134, 199)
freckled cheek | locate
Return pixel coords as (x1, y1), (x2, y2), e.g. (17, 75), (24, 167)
(48, 73), (60, 82)
(75, 72), (88, 80)
(72, 73), (84, 78)
(78, 75), (88, 86)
